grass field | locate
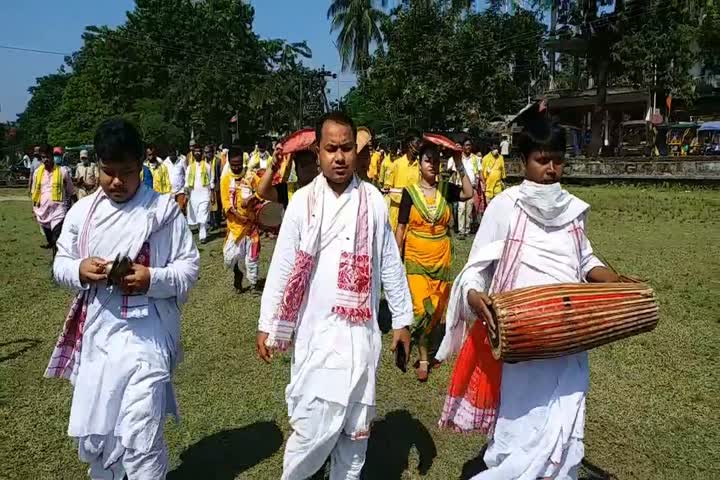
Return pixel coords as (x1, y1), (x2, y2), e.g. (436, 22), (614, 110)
(1, 185), (718, 480)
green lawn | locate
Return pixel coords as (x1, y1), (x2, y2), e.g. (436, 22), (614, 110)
(0, 186), (718, 480)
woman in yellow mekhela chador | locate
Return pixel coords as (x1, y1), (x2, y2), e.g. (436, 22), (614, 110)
(395, 142), (474, 382)
(386, 133), (422, 231)
(481, 145), (506, 202)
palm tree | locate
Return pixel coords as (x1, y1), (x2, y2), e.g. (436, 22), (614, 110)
(327, 0), (388, 72)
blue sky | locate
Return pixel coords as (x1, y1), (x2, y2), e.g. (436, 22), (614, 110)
(0, 0), (360, 122)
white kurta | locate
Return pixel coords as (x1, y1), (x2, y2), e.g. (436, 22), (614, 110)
(259, 178), (413, 410)
(53, 186), (199, 476)
(260, 178), (413, 479)
(167, 157), (187, 195)
(185, 161), (214, 227)
(438, 183), (604, 480)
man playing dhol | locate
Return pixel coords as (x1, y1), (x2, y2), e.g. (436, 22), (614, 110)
(437, 115), (620, 480)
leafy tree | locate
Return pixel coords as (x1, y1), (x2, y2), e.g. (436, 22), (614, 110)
(327, 0), (388, 72)
(16, 71), (70, 146)
(20, 0), (327, 147)
(347, 2), (545, 134)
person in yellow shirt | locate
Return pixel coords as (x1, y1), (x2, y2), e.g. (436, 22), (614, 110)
(368, 145), (382, 183)
(378, 146), (394, 188)
(385, 133), (422, 231)
(144, 145), (172, 194)
(481, 144), (506, 202)
(221, 145), (261, 294)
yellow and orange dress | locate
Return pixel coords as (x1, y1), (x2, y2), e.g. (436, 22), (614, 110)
(398, 181), (461, 348)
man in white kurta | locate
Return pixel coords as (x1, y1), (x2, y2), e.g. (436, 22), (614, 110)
(185, 147), (215, 243)
(437, 120), (619, 480)
(46, 118), (200, 480)
(257, 112), (413, 480)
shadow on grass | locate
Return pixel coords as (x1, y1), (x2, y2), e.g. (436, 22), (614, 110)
(0, 338), (42, 363)
(460, 443), (488, 479)
(580, 458), (618, 480)
(167, 421), (283, 480)
(361, 410), (436, 479)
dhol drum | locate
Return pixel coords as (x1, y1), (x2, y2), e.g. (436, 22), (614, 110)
(255, 201), (284, 230)
(486, 282), (659, 362)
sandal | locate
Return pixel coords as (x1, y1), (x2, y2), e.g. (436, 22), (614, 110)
(415, 361), (430, 383)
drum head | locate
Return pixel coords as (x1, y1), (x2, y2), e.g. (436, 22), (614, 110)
(257, 201), (284, 228)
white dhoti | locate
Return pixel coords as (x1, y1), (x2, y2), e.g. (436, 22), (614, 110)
(282, 396), (374, 480)
(187, 189), (211, 240)
(223, 233), (258, 286)
(79, 428), (168, 480)
(50, 187), (200, 480)
(438, 181), (606, 480)
(474, 353), (588, 480)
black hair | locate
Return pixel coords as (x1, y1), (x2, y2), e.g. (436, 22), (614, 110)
(461, 136), (473, 146)
(315, 111), (357, 144)
(227, 145), (244, 159)
(294, 149), (317, 165)
(404, 130), (422, 151)
(418, 142), (440, 162)
(38, 144), (52, 155)
(517, 117), (566, 160)
(94, 118), (144, 164)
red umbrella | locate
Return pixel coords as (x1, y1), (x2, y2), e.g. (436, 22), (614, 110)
(423, 133), (462, 152)
(278, 128), (316, 154)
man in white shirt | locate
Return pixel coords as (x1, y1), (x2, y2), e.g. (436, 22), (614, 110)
(167, 148), (188, 213)
(447, 138), (480, 238)
(47, 118), (199, 479)
(185, 145), (215, 244)
(257, 112), (413, 480)
(74, 149), (99, 199)
(437, 117), (620, 480)
(500, 136), (510, 156)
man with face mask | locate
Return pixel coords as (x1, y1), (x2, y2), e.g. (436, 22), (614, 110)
(74, 149), (99, 199)
(30, 145), (75, 256)
(481, 144), (506, 202)
(436, 115), (621, 480)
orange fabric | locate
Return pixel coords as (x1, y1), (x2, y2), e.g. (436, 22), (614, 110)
(440, 321), (502, 434)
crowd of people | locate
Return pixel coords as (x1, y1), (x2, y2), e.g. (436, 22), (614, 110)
(33, 110), (622, 480)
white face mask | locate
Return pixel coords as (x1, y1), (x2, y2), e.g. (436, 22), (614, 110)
(517, 180), (585, 227)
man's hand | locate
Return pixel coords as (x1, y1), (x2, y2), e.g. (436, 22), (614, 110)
(467, 289), (493, 325)
(79, 257), (108, 284)
(391, 327), (411, 362)
(120, 263), (151, 295)
(256, 332), (274, 363)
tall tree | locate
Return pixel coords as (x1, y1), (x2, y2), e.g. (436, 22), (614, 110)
(327, 0), (388, 72)
(16, 72), (70, 146)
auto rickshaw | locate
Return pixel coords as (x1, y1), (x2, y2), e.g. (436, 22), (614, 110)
(666, 122), (699, 156)
(697, 121), (720, 155)
(618, 120), (650, 156)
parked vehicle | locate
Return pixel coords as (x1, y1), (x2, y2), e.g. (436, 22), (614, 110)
(666, 122), (699, 156)
(618, 120), (650, 156)
(697, 121), (720, 155)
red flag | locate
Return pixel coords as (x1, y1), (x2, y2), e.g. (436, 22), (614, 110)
(229, 113), (238, 123)
(666, 94), (672, 114)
